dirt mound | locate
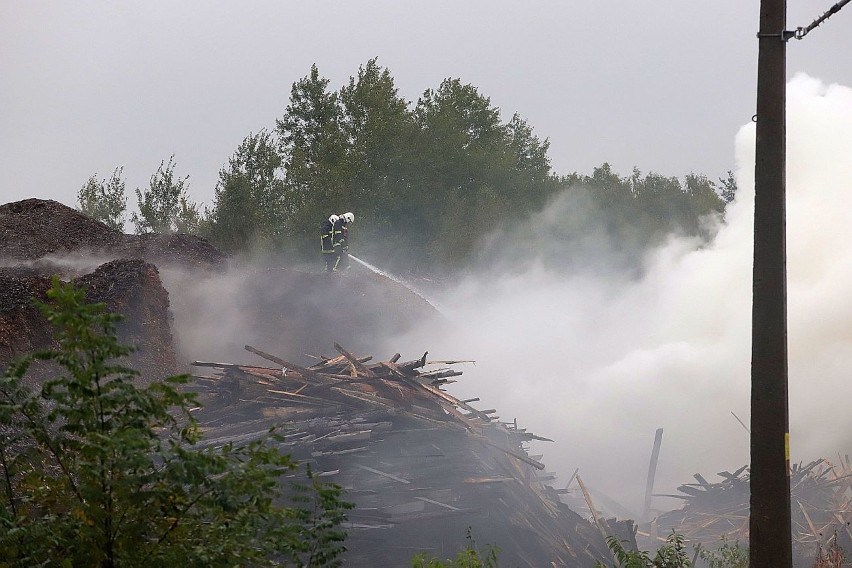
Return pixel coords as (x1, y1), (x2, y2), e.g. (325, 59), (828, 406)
(118, 232), (227, 271)
(0, 199), (124, 261)
(0, 260), (178, 384)
(0, 268), (55, 365)
(0, 198), (225, 270)
(76, 259), (178, 382)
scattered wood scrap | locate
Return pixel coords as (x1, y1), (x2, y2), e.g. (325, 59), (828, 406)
(640, 458), (852, 561)
(189, 345), (615, 567)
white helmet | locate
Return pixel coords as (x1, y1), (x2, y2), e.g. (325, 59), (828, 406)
(342, 212), (354, 224)
(328, 214), (340, 224)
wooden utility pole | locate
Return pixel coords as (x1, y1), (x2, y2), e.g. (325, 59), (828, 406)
(751, 0), (793, 565)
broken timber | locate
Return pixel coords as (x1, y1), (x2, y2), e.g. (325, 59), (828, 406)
(640, 458), (852, 561)
(189, 344), (612, 567)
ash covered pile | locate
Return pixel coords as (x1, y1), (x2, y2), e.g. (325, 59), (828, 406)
(192, 345), (621, 567)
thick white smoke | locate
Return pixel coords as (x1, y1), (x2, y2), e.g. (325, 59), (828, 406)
(386, 73), (852, 518)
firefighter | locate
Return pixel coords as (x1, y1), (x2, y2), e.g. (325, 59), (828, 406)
(321, 214), (341, 272)
(336, 212), (354, 270)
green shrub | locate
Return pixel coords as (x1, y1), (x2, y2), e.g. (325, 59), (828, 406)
(0, 278), (351, 567)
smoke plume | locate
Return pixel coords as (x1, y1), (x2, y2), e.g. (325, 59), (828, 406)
(383, 73), (852, 517)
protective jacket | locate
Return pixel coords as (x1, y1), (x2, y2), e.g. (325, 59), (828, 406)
(320, 218), (339, 254)
(335, 219), (349, 251)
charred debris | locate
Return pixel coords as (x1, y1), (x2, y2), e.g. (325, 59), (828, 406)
(190, 344), (626, 567)
(641, 459), (852, 562)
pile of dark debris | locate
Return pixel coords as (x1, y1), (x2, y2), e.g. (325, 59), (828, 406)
(191, 343), (626, 566)
(639, 459), (852, 564)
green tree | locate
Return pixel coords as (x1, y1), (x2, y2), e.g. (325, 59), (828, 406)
(206, 130), (286, 253)
(411, 78), (557, 268)
(174, 196), (202, 235)
(276, 64), (348, 252)
(489, 163), (728, 276)
(339, 57), (414, 219)
(0, 278), (351, 566)
(77, 167), (128, 232)
(132, 155), (199, 234)
(411, 78), (507, 268)
(718, 170), (738, 204)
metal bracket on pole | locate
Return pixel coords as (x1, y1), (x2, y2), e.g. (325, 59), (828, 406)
(756, 31), (797, 41)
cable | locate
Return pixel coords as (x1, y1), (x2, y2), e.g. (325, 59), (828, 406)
(792, 0), (851, 40)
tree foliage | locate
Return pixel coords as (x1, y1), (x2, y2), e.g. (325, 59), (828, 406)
(274, 64), (348, 251)
(268, 62), (560, 271)
(0, 278), (351, 567)
(205, 130), (286, 253)
(132, 155), (200, 235)
(718, 170), (738, 204)
(201, 59), (732, 272)
(77, 167), (128, 232)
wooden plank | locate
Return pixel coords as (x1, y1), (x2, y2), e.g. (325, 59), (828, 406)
(379, 361), (406, 378)
(478, 437), (546, 471)
(334, 343), (376, 377)
(796, 499), (819, 539)
(355, 464), (410, 484)
(419, 369), (464, 379)
(329, 387), (399, 410)
(464, 477), (514, 484)
(397, 352), (428, 372)
(264, 389), (342, 406)
(643, 428), (664, 522)
(192, 361), (235, 369)
(564, 467), (579, 489)
(577, 474), (614, 546)
(244, 345), (336, 384)
(309, 354), (372, 370)
(415, 496), (460, 511)
(396, 375), (476, 431)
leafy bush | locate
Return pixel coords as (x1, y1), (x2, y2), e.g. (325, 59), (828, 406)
(411, 528), (498, 568)
(0, 278), (351, 567)
(696, 536), (748, 568)
(595, 531), (692, 568)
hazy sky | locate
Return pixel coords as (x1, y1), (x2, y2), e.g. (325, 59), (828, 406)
(2, 1), (851, 210)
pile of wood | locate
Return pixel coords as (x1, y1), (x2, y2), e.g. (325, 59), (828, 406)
(641, 459), (852, 560)
(190, 344), (617, 567)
